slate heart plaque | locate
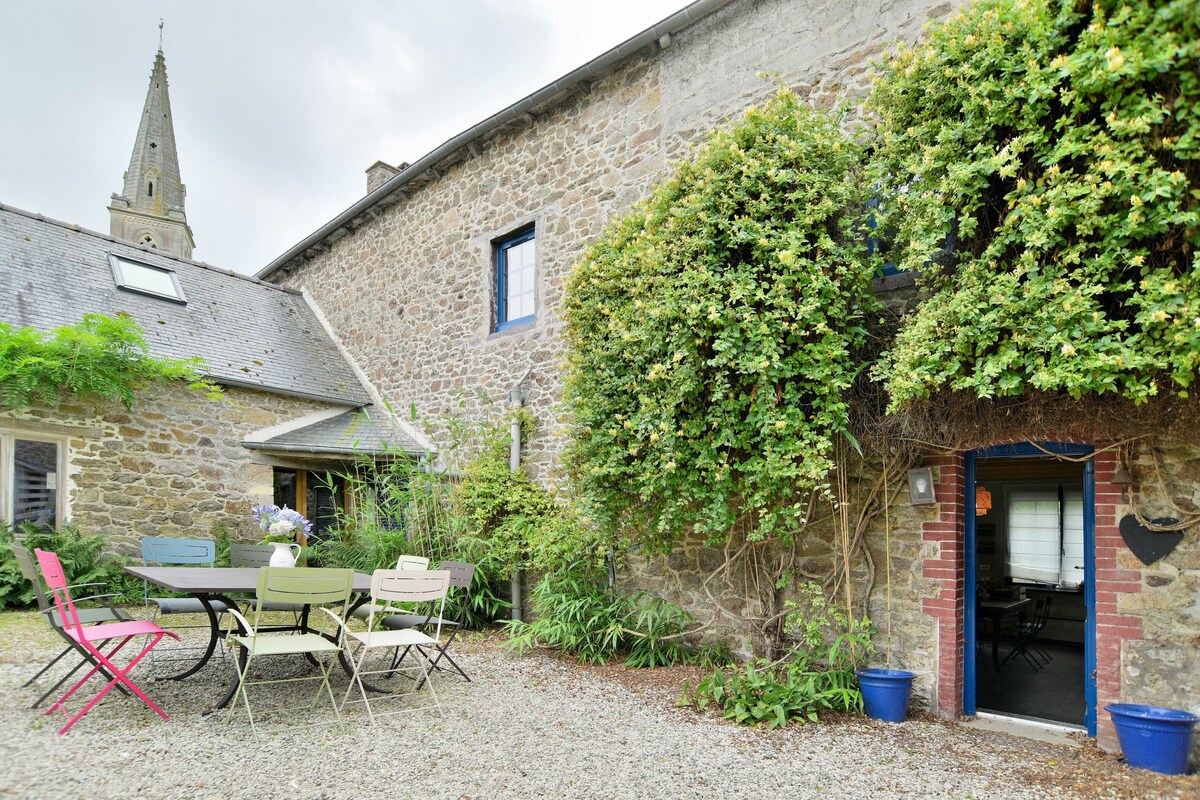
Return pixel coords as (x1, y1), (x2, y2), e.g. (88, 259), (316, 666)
(1118, 515), (1184, 566)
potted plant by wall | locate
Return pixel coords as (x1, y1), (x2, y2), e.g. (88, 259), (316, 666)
(856, 458), (916, 723)
(1106, 703), (1199, 775)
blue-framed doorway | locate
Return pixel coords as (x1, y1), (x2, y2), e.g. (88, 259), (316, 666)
(963, 442), (1098, 736)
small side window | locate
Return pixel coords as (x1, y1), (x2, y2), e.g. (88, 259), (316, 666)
(494, 227), (536, 331)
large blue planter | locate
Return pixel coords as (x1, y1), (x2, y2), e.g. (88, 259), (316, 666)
(857, 668), (916, 723)
(1106, 704), (1198, 775)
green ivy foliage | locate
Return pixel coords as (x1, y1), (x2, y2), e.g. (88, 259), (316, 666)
(564, 90), (879, 548)
(871, 0), (1200, 408)
(0, 313), (220, 410)
(454, 412), (609, 573)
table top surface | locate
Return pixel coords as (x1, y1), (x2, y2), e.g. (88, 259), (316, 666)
(978, 597), (1033, 612)
(125, 565), (372, 594)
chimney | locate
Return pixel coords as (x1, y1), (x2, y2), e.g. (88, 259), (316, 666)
(366, 160), (408, 194)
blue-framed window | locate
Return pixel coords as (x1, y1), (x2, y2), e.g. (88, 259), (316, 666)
(495, 227), (536, 331)
(866, 197), (901, 277)
(867, 196), (958, 279)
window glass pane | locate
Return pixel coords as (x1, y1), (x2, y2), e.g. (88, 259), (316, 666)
(510, 291), (534, 320)
(1060, 489), (1085, 588)
(1006, 488), (1061, 584)
(14, 439), (59, 529)
(306, 471), (343, 542)
(273, 469), (298, 511)
(501, 235), (535, 323)
(115, 256), (183, 300)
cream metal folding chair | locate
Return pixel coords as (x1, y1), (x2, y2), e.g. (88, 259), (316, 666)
(224, 567), (355, 739)
(381, 560), (476, 685)
(331, 569), (450, 723)
(350, 554), (429, 622)
(35, 548), (180, 735)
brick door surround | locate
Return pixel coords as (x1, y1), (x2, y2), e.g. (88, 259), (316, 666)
(919, 443), (1141, 748)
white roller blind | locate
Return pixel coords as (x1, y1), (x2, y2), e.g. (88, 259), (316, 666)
(1005, 485), (1084, 587)
(1061, 489), (1085, 588)
(1007, 489), (1062, 584)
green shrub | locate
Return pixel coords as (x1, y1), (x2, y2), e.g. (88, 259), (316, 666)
(0, 313), (220, 411)
(0, 522), (140, 609)
(564, 88), (879, 551)
(505, 566), (726, 668)
(685, 582), (872, 726)
(309, 451), (514, 628)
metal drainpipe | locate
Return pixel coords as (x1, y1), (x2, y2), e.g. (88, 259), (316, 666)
(508, 368), (533, 622)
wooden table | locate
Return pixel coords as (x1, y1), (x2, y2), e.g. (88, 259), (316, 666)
(978, 597), (1033, 670)
(124, 566), (372, 708)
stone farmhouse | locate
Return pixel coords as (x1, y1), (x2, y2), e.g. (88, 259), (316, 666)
(252, 0), (1199, 755)
(2, 0), (1195, 758)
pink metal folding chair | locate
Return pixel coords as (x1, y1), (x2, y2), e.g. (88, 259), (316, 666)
(34, 548), (180, 735)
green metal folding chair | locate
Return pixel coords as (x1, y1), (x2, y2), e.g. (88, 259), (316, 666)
(223, 568), (355, 739)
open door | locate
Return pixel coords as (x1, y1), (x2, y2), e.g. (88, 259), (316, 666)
(964, 443), (1097, 734)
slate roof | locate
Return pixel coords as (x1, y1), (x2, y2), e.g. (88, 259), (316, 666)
(243, 406), (425, 457)
(0, 204), (370, 406)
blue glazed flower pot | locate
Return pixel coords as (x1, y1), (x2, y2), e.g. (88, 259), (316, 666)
(857, 668), (916, 723)
(1106, 704), (1198, 775)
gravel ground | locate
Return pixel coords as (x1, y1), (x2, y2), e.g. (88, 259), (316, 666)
(0, 611), (1194, 800)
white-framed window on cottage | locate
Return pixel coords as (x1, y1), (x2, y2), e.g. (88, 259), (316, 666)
(1005, 483), (1085, 589)
(0, 432), (65, 531)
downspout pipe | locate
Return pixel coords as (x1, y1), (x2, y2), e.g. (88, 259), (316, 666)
(508, 368), (533, 622)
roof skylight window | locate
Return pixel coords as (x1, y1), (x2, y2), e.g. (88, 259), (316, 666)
(109, 254), (186, 303)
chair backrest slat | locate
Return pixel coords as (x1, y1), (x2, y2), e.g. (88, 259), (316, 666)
(395, 555), (430, 571)
(436, 561), (476, 590)
(253, 568), (354, 629)
(372, 569), (449, 604)
(142, 537), (216, 566)
(229, 542), (274, 568)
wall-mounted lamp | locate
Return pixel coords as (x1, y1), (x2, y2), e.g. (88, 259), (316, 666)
(908, 466), (936, 505)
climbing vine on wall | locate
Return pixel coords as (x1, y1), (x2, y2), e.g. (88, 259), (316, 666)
(871, 0), (1200, 409)
(0, 313), (219, 410)
(563, 89), (879, 551)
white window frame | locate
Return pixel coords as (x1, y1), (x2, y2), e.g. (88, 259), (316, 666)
(109, 253), (187, 304)
(0, 430), (68, 531)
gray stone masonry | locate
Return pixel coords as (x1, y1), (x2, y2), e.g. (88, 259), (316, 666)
(274, 0), (957, 486)
(1, 383), (331, 556)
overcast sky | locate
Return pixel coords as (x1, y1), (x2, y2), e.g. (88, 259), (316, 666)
(0, 1), (692, 275)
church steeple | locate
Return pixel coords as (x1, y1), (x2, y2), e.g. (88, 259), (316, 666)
(108, 45), (195, 258)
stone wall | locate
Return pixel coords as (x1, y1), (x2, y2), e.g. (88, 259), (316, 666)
(619, 467), (941, 710)
(1, 383), (332, 556)
(270, 0), (957, 483)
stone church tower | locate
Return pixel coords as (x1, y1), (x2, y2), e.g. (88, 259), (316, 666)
(108, 48), (194, 258)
